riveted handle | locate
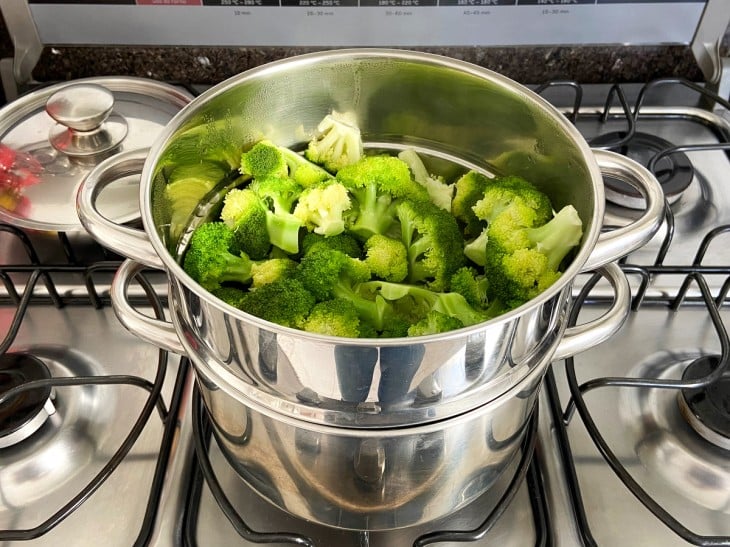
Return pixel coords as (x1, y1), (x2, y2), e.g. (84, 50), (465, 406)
(553, 262), (630, 361)
(76, 148), (163, 269)
(111, 259), (184, 355)
(583, 149), (665, 272)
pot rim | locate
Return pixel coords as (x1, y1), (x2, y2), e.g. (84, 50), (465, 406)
(191, 322), (548, 436)
(140, 48), (604, 345)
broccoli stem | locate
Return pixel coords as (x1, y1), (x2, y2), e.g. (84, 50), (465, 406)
(527, 205), (583, 270)
(463, 229), (489, 267)
(365, 281), (487, 327)
(332, 283), (389, 331)
(265, 211), (302, 254)
(349, 183), (396, 239)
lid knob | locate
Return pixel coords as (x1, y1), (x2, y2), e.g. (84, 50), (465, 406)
(45, 84), (128, 159)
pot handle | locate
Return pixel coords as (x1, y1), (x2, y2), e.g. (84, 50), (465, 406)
(111, 259), (185, 355)
(76, 148), (164, 269)
(552, 262), (630, 362)
(581, 149), (665, 272)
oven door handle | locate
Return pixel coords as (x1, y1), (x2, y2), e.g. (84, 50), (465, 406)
(111, 259), (185, 355)
(582, 149), (666, 272)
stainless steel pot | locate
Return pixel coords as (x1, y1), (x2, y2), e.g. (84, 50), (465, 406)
(76, 50), (664, 529)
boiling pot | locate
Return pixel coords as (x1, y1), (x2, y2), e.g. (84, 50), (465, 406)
(76, 50), (664, 529)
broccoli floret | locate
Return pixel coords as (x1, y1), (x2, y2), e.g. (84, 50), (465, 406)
(398, 149), (454, 212)
(293, 182), (352, 237)
(451, 170), (490, 238)
(183, 221), (298, 293)
(486, 205), (583, 309)
(395, 199), (465, 291)
(450, 267), (489, 309)
(279, 147), (334, 187)
(212, 286), (247, 309)
(302, 299), (362, 337)
(360, 280), (491, 328)
(301, 232), (362, 258)
(380, 316), (411, 338)
(249, 176), (303, 254)
(182, 222), (253, 291)
(305, 111), (363, 173)
(364, 234), (408, 283)
(239, 140), (288, 179)
(297, 248), (391, 331)
(337, 155), (429, 240)
(239, 278), (316, 329)
(220, 188), (270, 259)
(251, 257), (297, 288)
(408, 311), (464, 337)
(472, 175), (553, 227)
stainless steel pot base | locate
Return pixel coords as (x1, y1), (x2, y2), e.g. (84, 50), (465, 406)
(678, 355), (730, 451)
(188, 385), (540, 542)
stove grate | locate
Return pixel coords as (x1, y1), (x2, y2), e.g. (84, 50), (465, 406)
(0, 227), (186, 544)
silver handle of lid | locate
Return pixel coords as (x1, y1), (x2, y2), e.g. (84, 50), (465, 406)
(46, 83), (128, 158)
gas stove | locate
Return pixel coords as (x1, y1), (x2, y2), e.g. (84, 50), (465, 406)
(0, 76), (728, 546)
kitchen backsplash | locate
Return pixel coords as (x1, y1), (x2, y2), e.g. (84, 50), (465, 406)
(0, 10), (728, 88)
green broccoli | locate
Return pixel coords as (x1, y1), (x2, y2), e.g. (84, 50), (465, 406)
(162, 161), (232, 242)
(302, 299), (362, 337)
(464, 176), (553, 266)
(301, 232), (362, 258)
(211, 286), (247, 309)
(408, 311), (464, 337)
(463, 228), (490, 267)
(364, 234), (408, 283)
(249, 176), (303, 254)
(305, 111), (363, 173)
(250, 257), (298, 288)
(279, 146), (334, 187)
(472, 175), (553, 227)
(395, 198), (465, 291)
(183, 221), (298, 292)
(182, 222), (253, 291)
(296, 248), (390, 331)
(239, 140), (288, 179)
(293, 182), (352, 236)
(451, 170), (490, 238)
(220, 188), (270, 259)
(449, 267), (489, 309)
(336, 155), (429, 240)
(239, 278), (316, 329)
(398, 148), (454, 212)
(485, 205), (583, 309)
(360, 280), (491, 328)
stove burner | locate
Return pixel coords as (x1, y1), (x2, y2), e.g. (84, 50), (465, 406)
(678, 355), (730, 450)
(591, 131), (694, 209)
(0, 352), (56, 448)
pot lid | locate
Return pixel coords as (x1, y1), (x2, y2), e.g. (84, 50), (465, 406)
(0, 76), (192, 232)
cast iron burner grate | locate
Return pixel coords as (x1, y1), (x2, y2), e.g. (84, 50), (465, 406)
(0, 352), (55, 448)
(678, 355), (730, 451)
(590, 131), (694, 209)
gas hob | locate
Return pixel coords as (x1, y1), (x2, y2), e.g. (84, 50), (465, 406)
(0, 79), (729, 547)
